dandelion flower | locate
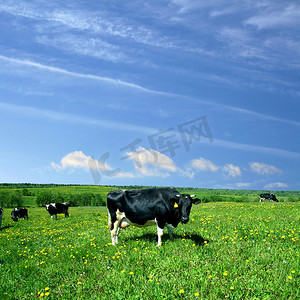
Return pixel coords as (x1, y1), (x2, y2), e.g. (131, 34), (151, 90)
(195, 292), (199, 296)
(179, 289), (184, 294)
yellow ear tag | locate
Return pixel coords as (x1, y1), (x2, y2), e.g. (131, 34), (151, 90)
(174, 203), (179, 208)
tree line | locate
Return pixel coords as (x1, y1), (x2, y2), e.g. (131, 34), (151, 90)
(0, 190), (106, 208)
(34, 191), (105, 207)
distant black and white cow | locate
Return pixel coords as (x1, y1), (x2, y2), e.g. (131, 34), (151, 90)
(259, 193), (279, 202)
(107, 188), (201, 246)
(0, 208), (3, 228)
(11, 208), (28, 222)
(45, 202), (69, 219)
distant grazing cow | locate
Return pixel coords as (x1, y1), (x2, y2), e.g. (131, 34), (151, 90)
(46, 202), (69, 219)
(0, 208), (3, 228)
(11, 208), (28, 222)
(107, 188), (201, 246)
(259, 193), (279, 202)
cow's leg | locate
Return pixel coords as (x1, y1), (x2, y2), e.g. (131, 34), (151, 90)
(166, 223), (175, 240)
(108, 209), (122, 246)
(156, 219), (165, 247)
(111, 219), (122, 245)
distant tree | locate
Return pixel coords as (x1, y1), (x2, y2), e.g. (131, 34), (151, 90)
(0, 191), (10, 207)
(54, 192), (65, 203)
(91, 194), (105, 206)
(22, 188), (32, 196)
(9, 190), (24, 207)
(65, 193), (78, 206)
(35, 191), (54, 207)
(80, 193), (94, 206)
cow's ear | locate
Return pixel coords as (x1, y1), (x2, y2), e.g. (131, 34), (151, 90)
(192, 198), (201, 205)
(190, 194), (196, 198)
(171, 194), (181, 204)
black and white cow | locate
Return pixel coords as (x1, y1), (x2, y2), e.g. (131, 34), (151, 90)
(259, 193), (279, 202)
(0, 208), (3, 228)
(45, 202), (69, 219)
(11, 208), (28, 222)
(107, 188), (201, 246)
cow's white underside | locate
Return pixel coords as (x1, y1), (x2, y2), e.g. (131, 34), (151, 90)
(109, 209), (174, 247)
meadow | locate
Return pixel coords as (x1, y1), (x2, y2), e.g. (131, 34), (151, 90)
(0, 201), (299, 299)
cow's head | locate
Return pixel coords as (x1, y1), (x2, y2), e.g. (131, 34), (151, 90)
(173, 194), (201, 224)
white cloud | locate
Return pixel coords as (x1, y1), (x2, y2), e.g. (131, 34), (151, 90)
(223, 163), (241, 178)
(191, 157), (219, 172)
(180, 157), (219, 178)
(51, 151), (133, 178)
(264, 182), (288, 189)
(249, 162), (282, 175)
(125, 147), (177, 177)
(51, 151), (91, 171)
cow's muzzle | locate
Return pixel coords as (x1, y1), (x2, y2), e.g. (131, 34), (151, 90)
(181, 217), (189, 224)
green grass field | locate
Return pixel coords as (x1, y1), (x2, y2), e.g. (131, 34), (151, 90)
(0, 202), (299, 299)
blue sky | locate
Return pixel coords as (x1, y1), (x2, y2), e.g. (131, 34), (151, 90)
(0, 0), (299, 190)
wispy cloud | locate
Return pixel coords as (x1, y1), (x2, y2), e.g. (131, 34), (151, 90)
(264, 182), (288, 189)
(2, 53), (299, 128)
(0, 1), (174, 49)
(1, 101), (300, 160)
(0, 54), (169, 95)
(245, 4), (300, 29)
(249, 162), (282, 175)
(0, 102), (156, 135)
(212, 138), (300, 160)
(35, 35), (128, 63)
(235, 182), (251, 188)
